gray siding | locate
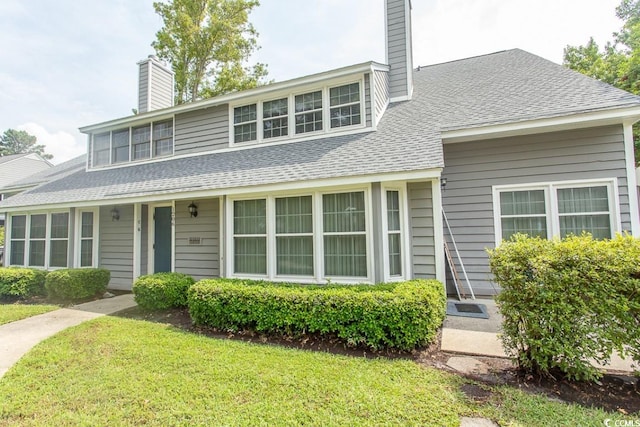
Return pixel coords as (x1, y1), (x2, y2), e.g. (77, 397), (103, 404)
(364, 73), (372, 127)
(99, 205), (134, 290)
(149, 61), (173, 111)
(373, 70), (390, 124)
(174, 198), (220, 280)
(138, 62), (149, 114)
(442, 125), (631, 296)
(408, 181), (436, 278)
(174, 105), (229, 155)
(386, 0), (412, 100)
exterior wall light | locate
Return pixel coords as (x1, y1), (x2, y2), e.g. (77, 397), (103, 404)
(188, 202), (198, 218)
(441, 177), (448, 189)
(110, 207), (120, 221)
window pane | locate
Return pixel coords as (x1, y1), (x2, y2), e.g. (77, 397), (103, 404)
(234, 237), (266, 274)
(263, 98), (288, 118)
(93, 133), (110, 166)
(80, 239), (93, 267)
(234, 122), (257, 143)
(10, 241), (25, 265)
(323, 192), (365, 233)
(330, 83), (360, 106)
(277, 236), (313, 275)
(49, 240), (68, 268)
(560, 215), (611, 239)
(29, 241), (45, 266)
(132, 125), (151, 160)
(50, 213), (69, 239)
(30, 214), (46, 239)
(234, 199), (266, 234)
(263, 117), (288, 139)
(10, 215), (26, 239)
(295, 111), (323, 134)
(234, 104), (257, 123)
(295, 91), (322, 112)
(557, 186), (609, 213)
(81, 212), (94, 238)
(324, 235), (367, 277)
(330, 104), (361, 128)
(276, 196), (312, 233)
(388, 233), (402, 276)
(501, 217), (547, 240)
(500, 190), (545, 215)
(387, 191), (400, 231)
(153, 120), (173, 157)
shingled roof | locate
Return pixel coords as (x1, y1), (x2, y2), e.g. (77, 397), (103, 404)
(2, 49), (640, 209)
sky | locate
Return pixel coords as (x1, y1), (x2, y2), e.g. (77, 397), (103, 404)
(0, 0), (624, 164)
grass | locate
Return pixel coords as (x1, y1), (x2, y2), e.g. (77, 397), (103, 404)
(0, 304), (59, 325)
(0, 317), (626, 426)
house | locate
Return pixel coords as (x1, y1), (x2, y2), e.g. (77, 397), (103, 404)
(0, 153), (53, 226)
(1, 0), (639, 296)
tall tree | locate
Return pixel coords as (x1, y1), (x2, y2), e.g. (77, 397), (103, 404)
(0, 129), (53, 160)
(564, 0), (640, 164)
(152, 0), (268, 104)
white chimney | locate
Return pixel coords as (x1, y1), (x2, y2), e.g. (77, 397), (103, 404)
(137, 55), (174, 113)
(385, 0), (414, 102)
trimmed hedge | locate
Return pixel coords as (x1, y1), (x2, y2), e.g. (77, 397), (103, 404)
(0, 267), (48, 298)
(45, 268), (110, 301)
(133, 272), (195, 310)
(188, 279), (446, 351)
(488, 233), (640, 381)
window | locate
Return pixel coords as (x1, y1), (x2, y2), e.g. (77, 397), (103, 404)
(93, 133), (110, 166)
(295, 91), (323, 134)
(495, 181), (617, 242)
(153, 120), (173, 157)
(234, 104), (257, 143)
(9, 215), (26, 265)
(29, 214), (46, 267)
(79, 211), (95, 267)
(330, 83), (361, 128)
(49, 213), (69, 267)
(112, 129), (130, 164)
(322, 191), (367, 277)
(132, 125), (151, 160)
(386, 190), (402, 276)
(263, 98), (288, 139)
(233, 199), (266, 274)
(276, 196), (313, 275)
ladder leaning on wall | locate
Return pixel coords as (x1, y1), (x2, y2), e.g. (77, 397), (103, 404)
(442, 209), (476, 300)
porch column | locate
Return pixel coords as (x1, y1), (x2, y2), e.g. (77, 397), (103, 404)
(133, 203), (142, 280)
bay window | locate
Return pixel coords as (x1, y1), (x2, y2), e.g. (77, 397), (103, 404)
(7, 212), (72, 269)
(495, 180), (617, 242)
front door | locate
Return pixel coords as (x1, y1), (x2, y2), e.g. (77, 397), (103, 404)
(154, 206), (172, 273)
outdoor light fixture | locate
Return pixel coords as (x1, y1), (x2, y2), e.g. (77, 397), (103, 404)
(441, 177), (448, 189)
(110, 207), (120, 221)
(188, 202), (198, 218)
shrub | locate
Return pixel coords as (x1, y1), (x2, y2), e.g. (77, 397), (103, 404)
(188, 279), (446, 351)
(0, 267), (47, 298)
(45, 268), (110, 301)
(488, 233), (640, 381)
(133, 272), (195, 310)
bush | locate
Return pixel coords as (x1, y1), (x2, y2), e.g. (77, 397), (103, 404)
(488, 233), (640, 381)
(188, 279), (446, 351)
(133, 272), (195, 310)
(0, 267), (47, 298)
(45, 268), (110, 301)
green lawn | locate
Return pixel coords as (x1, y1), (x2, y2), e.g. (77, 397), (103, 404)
(0, 304), (59, 326)
(0, 317), (624, 426)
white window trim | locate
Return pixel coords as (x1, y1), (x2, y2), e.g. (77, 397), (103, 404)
(229, 76), (367, 147)
(74, 208), (99, 268)
(381, 183), (409, 282)
(492, 178), (621, 245)
(225, 186), (374, 284)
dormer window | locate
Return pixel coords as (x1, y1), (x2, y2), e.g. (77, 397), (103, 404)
(132, 125), (151, 160)
(153, 120), (174, 156)
(93, 133), (111, 167)
(231, 79), (364, 145)
(112, 129), (130, 164)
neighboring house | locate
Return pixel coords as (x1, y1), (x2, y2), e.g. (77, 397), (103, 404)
(1, 0), (639, 296)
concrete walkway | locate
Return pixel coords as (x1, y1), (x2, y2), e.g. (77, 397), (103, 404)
(0, 294), (136, 378)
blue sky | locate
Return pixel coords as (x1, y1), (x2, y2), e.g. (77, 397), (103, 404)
(0, 0), (622, 163)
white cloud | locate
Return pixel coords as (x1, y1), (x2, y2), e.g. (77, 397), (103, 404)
(17, 123), (85, 164)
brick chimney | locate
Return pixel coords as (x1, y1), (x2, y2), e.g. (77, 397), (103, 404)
(137, 55), (174, 113)
(385, 0), (414, 102)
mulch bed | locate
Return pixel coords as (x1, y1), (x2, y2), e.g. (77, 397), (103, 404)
(113, 305), (639, 414)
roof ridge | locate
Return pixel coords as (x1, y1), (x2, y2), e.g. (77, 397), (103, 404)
(414, 49), (513, 70)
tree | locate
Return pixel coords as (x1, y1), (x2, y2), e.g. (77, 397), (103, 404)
(152, 0), (269, 104)
(563, 0), (640, 164)
(0, 129), (53, 160)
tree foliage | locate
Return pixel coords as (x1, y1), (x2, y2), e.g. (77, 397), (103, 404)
(152, 0), (268, 104)
(564, 0), (640, 164)
(0, 129), (52, 160)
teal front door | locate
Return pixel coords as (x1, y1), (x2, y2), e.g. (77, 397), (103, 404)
(154, 207), (172, 273)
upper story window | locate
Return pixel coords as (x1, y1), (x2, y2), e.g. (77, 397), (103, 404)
(91, 119), (173, 168)
(231, 80), (364, 145)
